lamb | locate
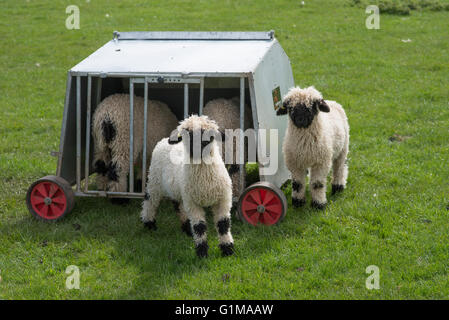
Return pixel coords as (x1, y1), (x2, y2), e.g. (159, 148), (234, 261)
(278, 86), (349, 209)
(92, 93), (178, 193)
(141, 115), (234, 258)
(202, 97), (252, 201)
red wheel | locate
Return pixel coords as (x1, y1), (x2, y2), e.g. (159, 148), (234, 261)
(237, 181), (287, 226)
(26, 175), (75, 221)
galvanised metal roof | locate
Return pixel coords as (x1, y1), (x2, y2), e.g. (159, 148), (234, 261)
(70, 31), (278, 76)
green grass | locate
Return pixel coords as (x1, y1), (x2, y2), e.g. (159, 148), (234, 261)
(0, 0), (448, 299)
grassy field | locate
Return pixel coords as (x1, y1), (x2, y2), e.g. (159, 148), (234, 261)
(0, 0), (448, 299)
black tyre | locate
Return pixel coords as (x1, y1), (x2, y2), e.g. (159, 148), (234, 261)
(26, 175), (75, 221)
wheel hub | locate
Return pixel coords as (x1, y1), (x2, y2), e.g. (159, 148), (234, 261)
(239, 183), (287, 226)
(28, 179), (70, 220)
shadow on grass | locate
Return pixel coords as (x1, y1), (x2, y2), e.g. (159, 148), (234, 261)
(2, 164), (347, 298)
(0, 188), (323, 298)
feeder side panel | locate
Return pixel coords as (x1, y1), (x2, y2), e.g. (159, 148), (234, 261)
(57, 75), (90, 186)
(252, 40), (294, 188)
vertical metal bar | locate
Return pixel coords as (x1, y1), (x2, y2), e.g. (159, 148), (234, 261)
(84, 76), (92, 192)
(76, 76), (82, 192)
(248, 75), (264, 181)
(142, 78), (148, 192)
(184, 83), (189, 118)
(239, 77), (245, 194)
(129, 79), (134, 193)
(248, 75), (259, 131)
(199, 78), (204, 116)
(96, 77), (102, 105)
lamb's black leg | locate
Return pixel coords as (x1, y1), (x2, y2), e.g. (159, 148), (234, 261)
(192, 221), (208, 258)
(292, 180), (306, 208)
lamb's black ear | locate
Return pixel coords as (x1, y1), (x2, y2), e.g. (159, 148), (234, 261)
(276, 101), (289, 116)
(168, 131), (182, 144)
(318, 99), (330, 113)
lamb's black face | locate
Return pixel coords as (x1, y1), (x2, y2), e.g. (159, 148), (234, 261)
(169, 127), (223, 160)
(283, 99), (330, 129)
(188, 129), (215, 159)
(288, 103), (318, 128)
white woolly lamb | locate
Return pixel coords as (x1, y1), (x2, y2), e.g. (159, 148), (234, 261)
(141, 115), (234, 258)
(278, 86), (349, 209)
(202, 97), (252, 201)
(92, 94), (178, 194)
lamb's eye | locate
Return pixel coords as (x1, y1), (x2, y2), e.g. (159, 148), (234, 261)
(201, 140), (210, 147)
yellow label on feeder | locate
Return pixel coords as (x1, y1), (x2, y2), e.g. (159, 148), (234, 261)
(272, 86), (282, 111)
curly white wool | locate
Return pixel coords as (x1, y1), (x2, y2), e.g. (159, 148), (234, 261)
(92, 94), (178, 192)
(282, 86), (350, 209)
(202, 97), (252, 201)
(141, 115), (234, 258)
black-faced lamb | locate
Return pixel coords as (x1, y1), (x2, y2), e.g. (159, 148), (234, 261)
(92, 93), (178, 193)
(141, 115), (234, 258)
(278, 86), (349, 209)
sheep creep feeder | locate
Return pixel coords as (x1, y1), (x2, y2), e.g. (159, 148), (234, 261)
(26, 31), (294, 225)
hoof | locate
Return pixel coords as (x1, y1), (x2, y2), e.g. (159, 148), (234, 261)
(181, 220), (193, 237)
(311, 201), (327, 210)
(110, 198), (130, 205)
(292, 197), (306, 208)
(219, 243), (234, 256)
(195, 242), (209, 258)
(331, 184), (345, 195)
(144, 220), (157, 230)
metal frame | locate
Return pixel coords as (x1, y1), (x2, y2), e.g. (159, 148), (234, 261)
(76, 76), (81, 192)
(55, 30), (294, 204)
(113, 31), (275, 41)
(57, 72), (282, 201)
(70, 71), (251, 78)
(56, 72), (73, 177)
(73, 73), (209, 199)
(84, 76), (92, 193)
(239, 77), (245, 194)
(129, 81), (135, 193)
